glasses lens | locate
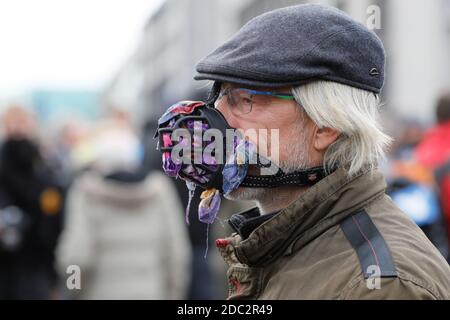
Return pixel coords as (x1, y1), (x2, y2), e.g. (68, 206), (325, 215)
(217, 88), (280, 115)
(231, 89), (253, 115)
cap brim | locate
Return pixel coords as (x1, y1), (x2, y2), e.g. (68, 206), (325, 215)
(194, 72), (310, 88)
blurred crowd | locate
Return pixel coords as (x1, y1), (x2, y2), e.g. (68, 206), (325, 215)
(0, 89), (449, 300)
(0, 103), (251, 300)
(383, 90), (450, 261)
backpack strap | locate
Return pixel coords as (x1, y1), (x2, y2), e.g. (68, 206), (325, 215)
(340, 210), (397, 279)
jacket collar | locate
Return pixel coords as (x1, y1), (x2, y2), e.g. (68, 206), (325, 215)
(228, 208), (277, 240)
(230, 166), (387, 267)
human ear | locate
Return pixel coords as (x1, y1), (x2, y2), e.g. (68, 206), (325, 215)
(313, 126), (340, 151)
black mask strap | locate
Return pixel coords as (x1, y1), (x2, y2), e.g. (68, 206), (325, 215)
(206, 81), (222, 106)
(240, 166), (329, 188)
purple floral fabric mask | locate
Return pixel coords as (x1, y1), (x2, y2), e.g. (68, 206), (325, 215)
(156, 101), (257, 225)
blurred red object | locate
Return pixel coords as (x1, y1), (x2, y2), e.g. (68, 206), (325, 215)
(415, 120), (450, 249)
(415, 121), (450, 168)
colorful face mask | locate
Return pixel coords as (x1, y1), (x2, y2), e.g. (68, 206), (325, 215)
(155, 101), (256, 225)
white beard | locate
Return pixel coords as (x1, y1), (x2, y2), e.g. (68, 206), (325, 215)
(225, 127), (312, 206)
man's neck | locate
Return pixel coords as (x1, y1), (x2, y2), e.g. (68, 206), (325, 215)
(257, 186), (309, 215)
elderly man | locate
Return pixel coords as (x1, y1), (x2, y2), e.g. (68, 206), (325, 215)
(159, 4), (450, 299)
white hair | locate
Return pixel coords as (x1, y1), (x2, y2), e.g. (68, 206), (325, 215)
(292, 80), (392, 176)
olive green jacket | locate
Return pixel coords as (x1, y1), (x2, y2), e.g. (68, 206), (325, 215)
(216, 167), (450, 299)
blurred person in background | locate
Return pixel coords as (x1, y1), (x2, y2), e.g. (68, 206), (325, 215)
(385, 119), (449, 260)
(0, 105), (65, 299)
(56, 113), (191, 299)
(415, 90), (450, 260)
(44, 120), (90, 190)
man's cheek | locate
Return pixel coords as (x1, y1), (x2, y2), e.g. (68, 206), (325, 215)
(278, 144), (290, 164)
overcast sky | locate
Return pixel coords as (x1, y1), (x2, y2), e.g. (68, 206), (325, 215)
(0, 0), (163, 98)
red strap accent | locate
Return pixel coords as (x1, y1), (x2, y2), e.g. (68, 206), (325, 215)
(215, 239), (230, 248)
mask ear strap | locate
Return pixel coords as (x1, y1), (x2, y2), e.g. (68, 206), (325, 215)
(239, 166), (329, 188)
(206, 81), (222, 106)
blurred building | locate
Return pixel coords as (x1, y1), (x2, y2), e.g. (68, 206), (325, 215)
(105, 0), (450, 126)
(31, 90), (100, 124)
(104, 0), (252, 125)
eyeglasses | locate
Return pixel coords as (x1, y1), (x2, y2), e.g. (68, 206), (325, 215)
(215, 87), (295, 115)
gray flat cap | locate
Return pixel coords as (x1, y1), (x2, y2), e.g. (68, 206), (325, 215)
(194, 4), (385, 93)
